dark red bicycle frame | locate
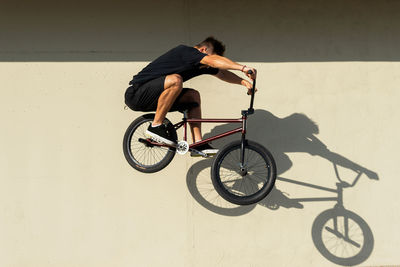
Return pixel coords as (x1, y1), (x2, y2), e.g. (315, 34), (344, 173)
(173, 116), (247, 149)
(143, 115), (248, 151)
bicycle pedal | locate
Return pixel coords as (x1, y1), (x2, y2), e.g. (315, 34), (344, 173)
(190, 149), (209, 158)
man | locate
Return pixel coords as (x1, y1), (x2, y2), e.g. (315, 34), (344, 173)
(125, 37), (257, 155)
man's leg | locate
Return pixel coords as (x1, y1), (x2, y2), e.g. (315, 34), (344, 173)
(171, 88), (218, 156)
(152, 74), (183, 126)
(173, 89), (203, 143)
(176, 89), (218, 156)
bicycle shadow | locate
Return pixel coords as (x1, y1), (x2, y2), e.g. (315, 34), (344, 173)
(185, 109), (379, 266)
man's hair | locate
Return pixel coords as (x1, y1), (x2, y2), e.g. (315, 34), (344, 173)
(196, 36), (226, 56)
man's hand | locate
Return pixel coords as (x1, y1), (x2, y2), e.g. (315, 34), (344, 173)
(241, 79), (257, 95)
(242, 66), (257, 80)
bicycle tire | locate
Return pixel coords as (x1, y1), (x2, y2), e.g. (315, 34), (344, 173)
(211, 140), (276, 205)
(123, 114), (177, 173)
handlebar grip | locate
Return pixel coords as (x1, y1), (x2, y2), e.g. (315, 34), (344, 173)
(247, 70), (253, 75)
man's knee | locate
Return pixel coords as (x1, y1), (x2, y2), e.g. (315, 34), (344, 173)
(180, 89), (201, 105)
(165, 74), (183, 90)
(188, 89), (201, 103)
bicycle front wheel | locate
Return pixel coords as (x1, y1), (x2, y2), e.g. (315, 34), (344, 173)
(211, 140), (276, 205)
(123, 114), (177, 173)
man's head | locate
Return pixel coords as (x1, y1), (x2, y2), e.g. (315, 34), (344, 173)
(195, 36), (226, 56)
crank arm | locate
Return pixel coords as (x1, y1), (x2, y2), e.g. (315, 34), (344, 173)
(138, 138), (176, 149)
(189, 148), (209, 158)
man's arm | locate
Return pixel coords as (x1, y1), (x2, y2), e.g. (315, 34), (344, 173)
(215, 69), (242, 84)
(201, 55), (242, 71)
(201, 55), (257, 79)
(215, 69), (255, 95)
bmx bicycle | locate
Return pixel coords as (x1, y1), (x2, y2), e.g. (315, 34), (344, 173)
(123, 72), (277, 205)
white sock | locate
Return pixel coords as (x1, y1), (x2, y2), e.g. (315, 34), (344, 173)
(151, 123), (162, 127)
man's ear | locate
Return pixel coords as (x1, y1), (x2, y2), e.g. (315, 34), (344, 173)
(198, 46), (207, 53)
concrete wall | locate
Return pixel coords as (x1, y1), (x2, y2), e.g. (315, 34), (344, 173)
(1, 0), (399, 266)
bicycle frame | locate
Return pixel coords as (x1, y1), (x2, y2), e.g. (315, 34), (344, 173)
(173, 115), (246, 150)
(143, 110), (251, 166)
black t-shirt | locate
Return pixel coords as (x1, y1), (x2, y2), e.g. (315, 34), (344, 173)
(129, 45), (219, 86)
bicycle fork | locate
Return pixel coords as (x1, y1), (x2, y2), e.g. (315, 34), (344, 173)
(239, 75), (255, 175)
(239, 112), (248, 175)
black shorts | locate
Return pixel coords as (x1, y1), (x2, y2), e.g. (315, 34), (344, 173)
(124, 76), (194, 112)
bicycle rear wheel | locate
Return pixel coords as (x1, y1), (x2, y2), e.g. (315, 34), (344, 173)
(211, 140), (276, 205)
(123, 114), (177, 173)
